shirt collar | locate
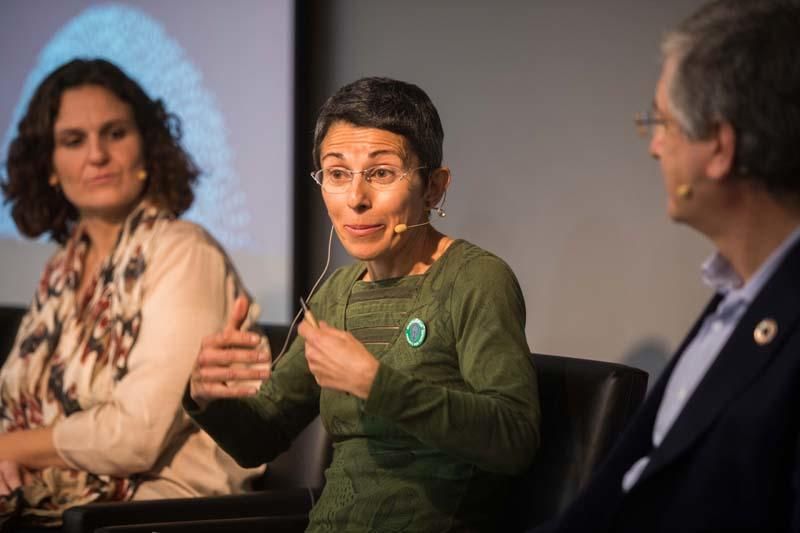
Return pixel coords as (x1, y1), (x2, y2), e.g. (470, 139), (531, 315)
(702, 224), (800, 304)
(701, 252), (741, 295)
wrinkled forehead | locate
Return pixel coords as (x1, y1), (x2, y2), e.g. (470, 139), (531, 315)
(320, 122), (414, 164)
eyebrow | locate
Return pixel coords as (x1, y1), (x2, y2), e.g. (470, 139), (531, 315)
(320, 148), (406, 163)
(54, 118), (134, 136)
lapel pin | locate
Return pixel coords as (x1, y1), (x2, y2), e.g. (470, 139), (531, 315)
(753, 318), (778, 345)
(405, 318), (427, 347)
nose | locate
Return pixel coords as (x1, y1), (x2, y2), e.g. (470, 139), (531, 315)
(648, 129), (662, 160)
(346, 173), (372, 211)
(86, 134), (110, 165)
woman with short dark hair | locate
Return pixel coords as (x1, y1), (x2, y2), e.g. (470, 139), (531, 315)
(189, 77), (541, 532)
(0, 58), (260, 528)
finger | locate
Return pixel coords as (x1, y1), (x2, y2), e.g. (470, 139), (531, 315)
(193, 381), (261, 399)
(194, 364), (271, 383)
(304, 347), (332, 380)
(225, 295), (251, 332)
(298, 319), (319, 340)
(201, 329), (262, 350)
(0, 477), (9, 497)
(196, 348), (270, 368)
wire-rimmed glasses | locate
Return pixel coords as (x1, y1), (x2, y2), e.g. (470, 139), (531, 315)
(633, 110), (671, 138)
(310, 165), (426, 194)
(634, 105), (684, 139)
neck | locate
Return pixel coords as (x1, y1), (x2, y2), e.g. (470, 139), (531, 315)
(364, 226), (452, 281)
(703, 186), (800, 282)
(80, 213), (127, 261)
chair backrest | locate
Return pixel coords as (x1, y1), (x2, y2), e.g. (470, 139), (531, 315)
(502, 352), (648, 531)
(255, 415), (332, 490)
(0, 305), (25, 367)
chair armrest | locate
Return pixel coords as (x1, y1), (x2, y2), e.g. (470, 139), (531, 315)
(63, 488), (320, 533)
(95, 514), (309, 533)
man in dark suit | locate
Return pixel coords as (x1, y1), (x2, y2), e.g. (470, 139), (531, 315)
(538, 1), (800, 531)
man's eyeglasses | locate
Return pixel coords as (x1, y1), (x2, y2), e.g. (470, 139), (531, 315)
(310, 165), (426, 194)
(634, 110), (676, 138)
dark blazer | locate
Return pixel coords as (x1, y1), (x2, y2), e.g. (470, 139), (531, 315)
(542, 239), (800, 533)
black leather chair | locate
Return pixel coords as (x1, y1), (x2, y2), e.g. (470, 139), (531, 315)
(0, 304), (26, 365)
(502, 353), (648, 530)
(63, 351), (647, 533)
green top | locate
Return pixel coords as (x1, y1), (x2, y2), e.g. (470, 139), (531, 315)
(186, 240), (540, 532)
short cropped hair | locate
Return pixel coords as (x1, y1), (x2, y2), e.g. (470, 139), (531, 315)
(662, 0), (800, 199)
(312, 77), (444, 180)
(2, 58), (199, 244)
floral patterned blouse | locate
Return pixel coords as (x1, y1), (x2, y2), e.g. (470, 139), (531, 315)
(0, 203), (262, 526)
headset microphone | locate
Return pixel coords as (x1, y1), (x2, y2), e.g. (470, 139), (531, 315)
(394, 221), (431, 234)
(394, 193), (449, 234)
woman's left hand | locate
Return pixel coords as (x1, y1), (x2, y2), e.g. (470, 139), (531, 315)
(299, 319), (379, 399)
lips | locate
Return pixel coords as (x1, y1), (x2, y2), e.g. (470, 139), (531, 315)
(85, 172), (118, 184)
(344, 224), (384, 237)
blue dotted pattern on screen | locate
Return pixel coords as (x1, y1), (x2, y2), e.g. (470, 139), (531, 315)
(1, 4), (251, 249)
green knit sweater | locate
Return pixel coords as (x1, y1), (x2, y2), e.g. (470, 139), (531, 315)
(185, 240), (540, 532)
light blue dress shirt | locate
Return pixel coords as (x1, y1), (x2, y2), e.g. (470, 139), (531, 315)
(622, 226), (800, 492)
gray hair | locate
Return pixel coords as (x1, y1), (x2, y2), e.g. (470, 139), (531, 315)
(659, 0), (800, 198)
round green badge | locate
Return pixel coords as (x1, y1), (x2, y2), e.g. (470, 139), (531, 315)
(405, 318), (427, 347)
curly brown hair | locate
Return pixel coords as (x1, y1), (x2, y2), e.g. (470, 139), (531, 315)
(2, 58), (200, 244)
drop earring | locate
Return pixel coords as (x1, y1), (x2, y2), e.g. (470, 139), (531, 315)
(435, 190), (447, 217)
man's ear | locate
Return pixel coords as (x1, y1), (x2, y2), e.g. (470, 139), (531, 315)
(706, 121), (736, 181)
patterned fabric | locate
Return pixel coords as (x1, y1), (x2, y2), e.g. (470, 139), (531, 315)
(0, 203), (184, 526)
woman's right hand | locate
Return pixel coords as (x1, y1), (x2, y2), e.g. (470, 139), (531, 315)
(190, 296), (271, 410)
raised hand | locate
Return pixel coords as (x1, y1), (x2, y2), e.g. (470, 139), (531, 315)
(190, 295), (271, 409)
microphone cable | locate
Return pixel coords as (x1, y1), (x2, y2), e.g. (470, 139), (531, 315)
(271, 224), (335, 368)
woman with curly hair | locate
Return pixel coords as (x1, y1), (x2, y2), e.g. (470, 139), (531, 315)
(0, 58), (262, 528)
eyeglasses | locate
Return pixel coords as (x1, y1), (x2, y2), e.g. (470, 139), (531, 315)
(634, 109), (680, 138)
(310, 165), (426, 194)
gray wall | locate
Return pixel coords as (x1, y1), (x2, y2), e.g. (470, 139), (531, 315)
(304, 0), (711, 380)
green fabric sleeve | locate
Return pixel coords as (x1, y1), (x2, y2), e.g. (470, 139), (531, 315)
(362, 254), (540, 475)
(182, 264), (360, 468)
(178, 267), (351, 470)
(183, 333), (321, 467)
